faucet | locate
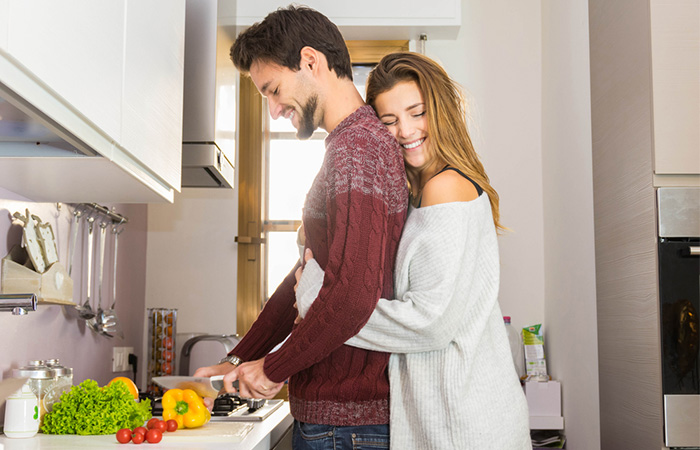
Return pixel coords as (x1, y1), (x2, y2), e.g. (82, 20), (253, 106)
(179, 334), (240, 376)
(0, 294), (38, 315)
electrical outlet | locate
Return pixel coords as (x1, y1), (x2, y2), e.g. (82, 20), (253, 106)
(112, 346), (134, 372)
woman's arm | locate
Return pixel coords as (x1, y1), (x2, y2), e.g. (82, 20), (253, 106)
(296, 200), (498, 354)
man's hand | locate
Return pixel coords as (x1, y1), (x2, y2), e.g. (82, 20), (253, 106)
(193, 362), (238, 410)
(229, 358), (285, 399)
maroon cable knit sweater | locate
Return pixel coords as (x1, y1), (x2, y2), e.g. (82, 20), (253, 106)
(230, 105), (408, 426)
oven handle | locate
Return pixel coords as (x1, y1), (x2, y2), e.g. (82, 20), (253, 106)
(690, 246), (700, 256)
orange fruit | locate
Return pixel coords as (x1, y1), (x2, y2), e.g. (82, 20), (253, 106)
(109, 377), (139, 399)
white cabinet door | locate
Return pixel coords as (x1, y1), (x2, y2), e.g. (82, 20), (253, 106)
(0, 0), (8, 51)
(6, 0), (125, 144)
(122, 0), (186, 191)
(650, 0), (700, 175)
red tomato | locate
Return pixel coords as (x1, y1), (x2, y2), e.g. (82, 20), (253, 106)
(153, 420), (167, 433)
(146, 418), (160, 430)
(166, 419), (178, 432)
(116, 428), (131, 444)
(131, 432), (145, 444)
(146, 429), (163, 444)
(133, 426), (147, 436)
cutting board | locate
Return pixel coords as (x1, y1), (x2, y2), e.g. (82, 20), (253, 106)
(162, 422), (255, 442)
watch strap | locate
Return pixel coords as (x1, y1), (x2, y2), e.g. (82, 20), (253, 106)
(218, 355), (241, 366)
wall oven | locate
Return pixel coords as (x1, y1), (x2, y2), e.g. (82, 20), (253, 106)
(657, 187), (700, 448)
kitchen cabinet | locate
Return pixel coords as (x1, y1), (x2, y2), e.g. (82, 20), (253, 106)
(0, 0), (186, 203)
(218, 0), (461, 40)
(4, 1), (125, 144)
(122, 0), (185, 192)
(650, 0), (700, 176)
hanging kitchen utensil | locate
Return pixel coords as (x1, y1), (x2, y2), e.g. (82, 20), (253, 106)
(75, 216), (96, 320)
(100, 223), (124, 338)
(88, 220), (111, 337)
(67, 208), (83, 277)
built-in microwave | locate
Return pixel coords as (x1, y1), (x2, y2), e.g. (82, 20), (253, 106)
(657, 187), (700, 448)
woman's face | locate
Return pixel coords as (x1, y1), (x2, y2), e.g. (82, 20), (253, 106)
(374, 81), (430, 169)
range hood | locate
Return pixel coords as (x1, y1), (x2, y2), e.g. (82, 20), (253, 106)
(181, 0), (236, 189)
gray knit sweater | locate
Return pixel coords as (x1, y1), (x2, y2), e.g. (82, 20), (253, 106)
(296, 194), (532, 450)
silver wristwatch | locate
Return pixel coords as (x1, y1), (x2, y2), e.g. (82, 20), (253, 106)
(218, 355), (241, 366)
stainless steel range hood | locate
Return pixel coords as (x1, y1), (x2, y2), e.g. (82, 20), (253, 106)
(181, 0), (236, 189)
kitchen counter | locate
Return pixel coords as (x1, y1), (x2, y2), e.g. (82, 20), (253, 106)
(0, 403), (292, 450)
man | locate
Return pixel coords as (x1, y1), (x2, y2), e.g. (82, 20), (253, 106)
(194, 5), (408, 448)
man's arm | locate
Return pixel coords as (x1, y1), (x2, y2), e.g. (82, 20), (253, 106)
(262, 135), (405, 382)
(193, 261), (300, 382)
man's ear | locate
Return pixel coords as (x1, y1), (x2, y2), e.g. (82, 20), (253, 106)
(299, 46), (322, 75)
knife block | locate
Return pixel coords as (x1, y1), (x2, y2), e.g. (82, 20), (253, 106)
(1, 245), (74, 305)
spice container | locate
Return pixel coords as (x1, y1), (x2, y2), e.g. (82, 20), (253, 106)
(146, 308), (177, 395)
(3, 383), (39, 438)
(43, 359), (73, 412)
(12, 361), (56, 425)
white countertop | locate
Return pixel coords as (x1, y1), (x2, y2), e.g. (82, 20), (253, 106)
(0, 403), (292, 450)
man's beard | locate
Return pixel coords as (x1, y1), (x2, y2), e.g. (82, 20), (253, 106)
(296, 95), (319, 140)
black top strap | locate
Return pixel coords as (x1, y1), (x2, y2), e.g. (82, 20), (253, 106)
(416, 165), (483, 207)
(434, 165), (484, 195)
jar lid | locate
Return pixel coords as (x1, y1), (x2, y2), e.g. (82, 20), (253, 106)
(13, 362), (56, 379)
(45, 359), (73, 376)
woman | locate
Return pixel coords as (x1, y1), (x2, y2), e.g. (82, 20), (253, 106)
(295, 52), (531, 449)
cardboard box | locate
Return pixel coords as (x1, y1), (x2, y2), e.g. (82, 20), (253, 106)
(525, 380), (561, 417)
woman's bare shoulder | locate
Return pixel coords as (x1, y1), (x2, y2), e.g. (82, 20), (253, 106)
(421, 170), (479, 207)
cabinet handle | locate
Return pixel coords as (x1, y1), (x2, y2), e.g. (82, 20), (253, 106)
(690, 246), (700, 256)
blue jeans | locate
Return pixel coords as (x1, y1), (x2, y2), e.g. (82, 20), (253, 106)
(292, 421), (390, 450)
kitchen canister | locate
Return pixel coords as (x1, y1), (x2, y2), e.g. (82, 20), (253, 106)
(43, 359), (73, 412)
(3, 383), (40, 438)
(12, 361), (56, 426)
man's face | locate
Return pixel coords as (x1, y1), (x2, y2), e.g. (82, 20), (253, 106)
(249, 60), (320, 139)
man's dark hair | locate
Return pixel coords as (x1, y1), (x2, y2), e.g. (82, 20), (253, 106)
(230, 5), (353, 81)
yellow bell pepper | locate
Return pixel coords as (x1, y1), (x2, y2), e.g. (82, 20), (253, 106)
(161, 389), (211, 429)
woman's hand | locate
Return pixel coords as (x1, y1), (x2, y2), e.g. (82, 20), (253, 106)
(293, 248), (315, 324)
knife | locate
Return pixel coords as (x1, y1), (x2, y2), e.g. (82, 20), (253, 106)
(152, 375), (238, 398)
(0, 378), (29, 408)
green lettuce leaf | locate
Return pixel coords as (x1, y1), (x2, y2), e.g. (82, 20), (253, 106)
(41, 379), (151, 435)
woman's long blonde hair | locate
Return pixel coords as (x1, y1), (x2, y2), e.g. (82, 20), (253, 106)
(366, 52), (504, 232)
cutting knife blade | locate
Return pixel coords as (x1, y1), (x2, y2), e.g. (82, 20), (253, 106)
(152, 375), (237, 398)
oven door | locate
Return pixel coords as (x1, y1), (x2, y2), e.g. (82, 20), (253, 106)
(658, 238), (699, 447)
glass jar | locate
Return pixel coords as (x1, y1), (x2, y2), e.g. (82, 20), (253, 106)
(13, 360), (56, 425)
(44, 359), (73, 412)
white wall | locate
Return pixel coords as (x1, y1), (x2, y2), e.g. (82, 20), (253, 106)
(145, 188), (239, 349)
(428, 0), (545, 335)
(541, 1), (600, 448)
(429, 1), (601, 447)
